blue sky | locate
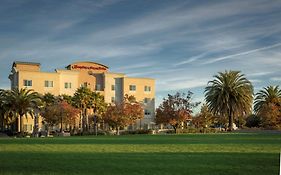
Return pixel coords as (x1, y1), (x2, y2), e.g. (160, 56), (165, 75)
(0, 0), (281, 112)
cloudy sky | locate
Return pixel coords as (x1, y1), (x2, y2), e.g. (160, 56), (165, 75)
(0, 0), (281, 110)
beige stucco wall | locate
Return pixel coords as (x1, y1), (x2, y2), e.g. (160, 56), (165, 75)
(123, 77), (155, 101)
(18, 71), (60, 95)
(56, 70), (79, 96)
(15, 64), (40, 72)
(104, 73), (125, 103)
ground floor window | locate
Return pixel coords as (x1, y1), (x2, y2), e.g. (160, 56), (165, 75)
(23, 124), (32, 132)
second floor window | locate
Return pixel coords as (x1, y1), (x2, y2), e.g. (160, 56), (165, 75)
(44, 81), (53, 87)
(23, 80), (32, 87)
(144, 86), (151, 92)
(64, 82), (72, 89)
(111, 85), (115, 91)
(129, 85), (136, 91)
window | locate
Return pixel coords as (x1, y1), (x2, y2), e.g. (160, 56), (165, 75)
(83, 82), (88, 87)
(145, 109), (151, 116)
(144, 86), (151, 92)
(44, 81), (53, 87)
(96, 84), (101, 91)
(23, 124), (32, 132)
(111, 85), (115, 91)
(129, 85), (136, 91)
(23, 80), (32, 87)
(144, 98), (149, 104)
(64, 82), (72, 89)
(111, 97), (115, 103)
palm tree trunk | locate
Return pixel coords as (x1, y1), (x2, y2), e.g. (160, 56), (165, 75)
(228, 112), (233, 131)
(0, 115), (4, 132)
(19, 114), (23, 134)
(60, 116), (63, 133)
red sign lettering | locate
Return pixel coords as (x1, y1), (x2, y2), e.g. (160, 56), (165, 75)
(72, 65), (107, 71)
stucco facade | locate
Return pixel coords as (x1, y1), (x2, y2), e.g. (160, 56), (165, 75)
(9, 61), (155, 132)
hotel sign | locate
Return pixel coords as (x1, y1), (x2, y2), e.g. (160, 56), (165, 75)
(71, 65), (107, 71)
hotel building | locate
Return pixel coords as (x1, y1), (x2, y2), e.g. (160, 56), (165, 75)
(9, 61), (155, 132)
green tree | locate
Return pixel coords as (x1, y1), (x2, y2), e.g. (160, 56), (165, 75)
(254, 86), (281, 128)
(0, 90), (17, 132)
(193, 104), (215, 128)
(72, 87), (94, 132)
(0, 90), (11, 131)
(42, 93), (56, 106)
(91, 92), (107, 135)
(156, 92), (199, 133)
(205, 70), (253, 131)
(9, 88), (41, 134)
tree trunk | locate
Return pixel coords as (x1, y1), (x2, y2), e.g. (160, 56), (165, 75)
(94, 115), (97, 136)
(79, 111), (83, 131)
(83, 108), (88, 132)
(172, 125), (177, 134)
(19, 114), (23, 134)
(60, 116), (63, 133)
(117, 126), (120, 135)
(32, 113), (38, 137)
(228, 113), (233, 131)
(0, 115), (4, 132)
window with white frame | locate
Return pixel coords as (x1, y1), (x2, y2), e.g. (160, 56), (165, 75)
(23, 80), (32, 87)
(44, 80), (53, 87)
(23, 124), (32, 132)
(64, 82), (72, 89)
(129, 85), (136, 91)
(144, 86), (151, 92)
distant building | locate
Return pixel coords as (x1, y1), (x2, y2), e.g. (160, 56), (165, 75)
(9, 61), (155, 132)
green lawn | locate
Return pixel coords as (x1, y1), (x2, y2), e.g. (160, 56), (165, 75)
(0, 133), (280, 175)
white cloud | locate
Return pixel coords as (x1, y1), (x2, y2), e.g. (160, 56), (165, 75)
(174, 53), (208, 66)
(247, 71), (274, 77)
(270, 77), (281, 81)
(156, 78), (208, 92)
(202, 42), (281, 64)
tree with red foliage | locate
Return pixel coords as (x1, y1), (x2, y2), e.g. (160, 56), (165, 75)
(156, 92), (200, 133)
(41, 100), (79, 133)
(103, 95), (143, 135)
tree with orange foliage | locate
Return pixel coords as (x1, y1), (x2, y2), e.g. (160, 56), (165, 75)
(156, 92), (200, 133)
(103, 95), (143, 135)
(254, 86), (281, 129)
(41, 100), (79, 133)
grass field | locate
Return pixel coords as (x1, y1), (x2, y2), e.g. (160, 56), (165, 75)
(0, 133), (280, 175)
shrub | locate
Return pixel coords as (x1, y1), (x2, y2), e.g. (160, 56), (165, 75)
(245, 114), (262, 128)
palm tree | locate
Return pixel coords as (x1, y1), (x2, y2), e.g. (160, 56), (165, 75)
(91, 92), (107, 135)
(0, 89), (8, 131)
(0, 89), (15, 132)
(9, 88), (41, 134)
(254, 86), (281, 128)
(205, 70), (253, 131)
(254, 85), (281, 113)
(72, 87), (93, 132)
